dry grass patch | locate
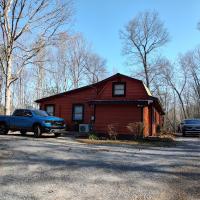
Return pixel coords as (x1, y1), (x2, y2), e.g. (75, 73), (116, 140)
(76, 139), (140, 145)
(76, 137), (177, 147)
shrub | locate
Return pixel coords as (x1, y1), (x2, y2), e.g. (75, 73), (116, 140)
(126, 122), (144, 139)
(89, 132), (99, 140)
(107, 123), (119, 140)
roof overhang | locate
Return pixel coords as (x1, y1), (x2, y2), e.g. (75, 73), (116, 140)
(149, 96), (165, 115)
(88, 100), (150, 106)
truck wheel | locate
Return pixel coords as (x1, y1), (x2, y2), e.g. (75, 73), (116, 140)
(54, 132), (61, 137)
(33, 125), (42, 138)
(0, 123), (8, 135)
(20, 130), (27, 136)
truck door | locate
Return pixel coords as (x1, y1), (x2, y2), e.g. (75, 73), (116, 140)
(12, 109), (25, 130)
(23, 110), (34, 130)
(12, 109), (33, 130)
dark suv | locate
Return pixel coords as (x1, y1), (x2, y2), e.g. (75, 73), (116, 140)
(181, 119), (200, 136)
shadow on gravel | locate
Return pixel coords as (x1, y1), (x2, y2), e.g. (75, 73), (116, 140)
(0, 135), (200, 200)
(5, 132), (56, 138)
(1, 142), (200, 180)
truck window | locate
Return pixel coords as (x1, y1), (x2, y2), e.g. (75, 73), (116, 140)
(24, 110), (33, 117)
(13, 110), (24, 116)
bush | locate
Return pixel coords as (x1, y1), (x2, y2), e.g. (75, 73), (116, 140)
(107, 123), (119, 140)
(126, 122), (144, 139)
(88, 132), (99, 140)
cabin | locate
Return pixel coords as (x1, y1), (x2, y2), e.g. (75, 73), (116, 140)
(35, 73), (164, 137)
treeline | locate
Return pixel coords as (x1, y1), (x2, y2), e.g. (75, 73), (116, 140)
(120, 11), (200, 131)
(0, 0), (107, 114)
(0, 33), (107, 111)
(0, 2), (199, 132)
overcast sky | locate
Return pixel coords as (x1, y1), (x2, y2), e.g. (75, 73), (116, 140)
(73, 0), (200, 75)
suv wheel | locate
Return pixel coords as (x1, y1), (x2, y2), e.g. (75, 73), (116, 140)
(20, 130), (27, 136)
(0, 123), (8, 135)
(33, 125), (42, 138)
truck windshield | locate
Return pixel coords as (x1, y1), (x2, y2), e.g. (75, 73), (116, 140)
(33, 110), (49, 117)
(184, 120), (200, 124)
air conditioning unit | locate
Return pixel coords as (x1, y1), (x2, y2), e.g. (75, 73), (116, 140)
(79, 124), (90, 133)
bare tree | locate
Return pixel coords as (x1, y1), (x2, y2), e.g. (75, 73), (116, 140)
(120, 11), (169, 89)
(48, 32), (70, 93)
(159, 58), (188, 119)
(180, 49), (200, 117)
(66, 34), (89, 89)
(85, 53), (107, 84)
(0, 0), (73, 114)
(0, 65), (3, 104)
(33, 37), (47, 100)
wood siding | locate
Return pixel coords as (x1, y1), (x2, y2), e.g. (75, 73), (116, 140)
(94, 105), (142, 134)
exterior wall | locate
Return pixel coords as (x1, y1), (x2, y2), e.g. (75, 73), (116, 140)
(94, 104), (142, 134)
(97, 77), (149, 100)
(39, 87), (96, 129)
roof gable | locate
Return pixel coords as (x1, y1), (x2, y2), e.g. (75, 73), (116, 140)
(35, 73), (145, 103)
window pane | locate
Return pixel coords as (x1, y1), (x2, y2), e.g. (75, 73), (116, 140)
(13, 110), (24, 116)
(46, 106), (54, 116)
(74, 114), (83, 120)
(115, 89), (124, 95)
(24, 110), (32, 117)
(115, 84), (124, 90)
(114, 83), (125, 96)
(74, 106), (83, 113)
(73, 105), (83, 121)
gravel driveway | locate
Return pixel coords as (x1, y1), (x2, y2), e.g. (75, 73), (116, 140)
(0, 133), (199, 200)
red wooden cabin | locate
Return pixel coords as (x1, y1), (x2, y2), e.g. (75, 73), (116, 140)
(35, 73), (164, 137)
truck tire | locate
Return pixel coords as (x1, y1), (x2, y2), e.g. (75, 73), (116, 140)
(20, 130), (27, 136)
(0, 123), (8, 135)
(33, 125), (42, 138)
(54, 132), (61, 137)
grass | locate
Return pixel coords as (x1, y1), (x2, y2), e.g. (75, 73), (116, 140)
(76, 136), (177, 147)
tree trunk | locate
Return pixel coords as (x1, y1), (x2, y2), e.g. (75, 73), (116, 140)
(5, 57), (12, 115)
(143, 54), (150, 89)
(144, 65), (150, 89)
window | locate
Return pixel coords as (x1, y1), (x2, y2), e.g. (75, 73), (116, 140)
(112, 82), (126, 96)
(72, 104), (84, 121)
(24, 110), (32, 117)
(45, 105), (55, 116)
(13, 109), (24, 116)
(33, 110), (49, 117)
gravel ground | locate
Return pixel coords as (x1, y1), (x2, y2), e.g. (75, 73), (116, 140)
(0, 133), (199, 200)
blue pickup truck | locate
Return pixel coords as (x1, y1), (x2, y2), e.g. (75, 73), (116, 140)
(0, 109), (66, 137)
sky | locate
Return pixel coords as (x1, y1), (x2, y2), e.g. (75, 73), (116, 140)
(73, 0), (200, 75)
